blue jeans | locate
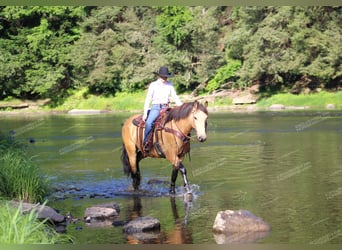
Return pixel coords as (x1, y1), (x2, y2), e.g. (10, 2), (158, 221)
(144, 104), (166, 144)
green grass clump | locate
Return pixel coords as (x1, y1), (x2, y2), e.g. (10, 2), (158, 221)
(0, 201), (72, 244)
(212, 96), (233, 106)
(0, 134), (48, 203)
(257, 91), (342, 108)
(53, 88), (146, 111)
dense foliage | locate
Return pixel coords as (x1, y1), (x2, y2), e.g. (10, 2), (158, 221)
(227, 7), (342, 93)
(0, 6), (340, 101)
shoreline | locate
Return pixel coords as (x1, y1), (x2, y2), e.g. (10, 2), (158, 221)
(0, 104), (340, 116)
(1, 90), (341, 115)
(1, 89), (341, 115)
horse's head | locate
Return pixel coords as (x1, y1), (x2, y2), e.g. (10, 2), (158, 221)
(191, 101), (208, 142)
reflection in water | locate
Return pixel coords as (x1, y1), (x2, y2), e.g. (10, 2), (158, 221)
(166, 197), (193, 244)
(213, 231), (270, 244)
(125, 196), (193, 244)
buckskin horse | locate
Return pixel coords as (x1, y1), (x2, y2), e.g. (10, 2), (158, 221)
(121, 100), (208, 195)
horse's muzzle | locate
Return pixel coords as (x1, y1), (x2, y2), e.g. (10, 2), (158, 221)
(197, 135), (207, 142)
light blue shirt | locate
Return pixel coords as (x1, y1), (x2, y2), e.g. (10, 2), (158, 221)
(143, 78), (183, 116)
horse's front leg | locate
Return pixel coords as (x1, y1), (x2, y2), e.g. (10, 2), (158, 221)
(169, 168), (178, 195)
(179, 163), (191, 193)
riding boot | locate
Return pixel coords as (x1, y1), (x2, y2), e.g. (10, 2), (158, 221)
(143, 142), (150, 154)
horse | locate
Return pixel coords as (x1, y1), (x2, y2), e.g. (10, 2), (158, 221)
(121, 100), (208, 195)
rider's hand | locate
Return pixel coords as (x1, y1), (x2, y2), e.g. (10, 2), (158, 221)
(143, 114), (147, 121)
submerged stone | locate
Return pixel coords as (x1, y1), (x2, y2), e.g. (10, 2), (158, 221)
(213, 230), (270, 244)
(123, 216), (160, 234)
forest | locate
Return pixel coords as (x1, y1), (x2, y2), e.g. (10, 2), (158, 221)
(0, 6), (341, 103)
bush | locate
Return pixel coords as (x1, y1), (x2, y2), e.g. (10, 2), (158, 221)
(205, 60), (241, 92)
(0, 134), (48, 203)
(0, 201), (72, 244)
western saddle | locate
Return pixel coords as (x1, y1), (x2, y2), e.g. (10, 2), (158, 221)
(132, 108), (190, 157)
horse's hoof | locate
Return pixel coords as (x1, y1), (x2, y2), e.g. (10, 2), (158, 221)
(183, 192), (193, 202)
(127, 185), (139, 192)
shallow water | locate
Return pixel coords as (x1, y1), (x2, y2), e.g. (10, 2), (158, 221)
(1, 110), (342, 244)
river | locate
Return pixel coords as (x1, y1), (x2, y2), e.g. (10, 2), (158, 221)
(1, 110), (341, 244)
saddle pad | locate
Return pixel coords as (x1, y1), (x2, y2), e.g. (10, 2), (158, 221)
(132, 115), (145, 128)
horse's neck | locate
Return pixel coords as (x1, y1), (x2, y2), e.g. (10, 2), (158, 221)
(168, 118), (192, 136)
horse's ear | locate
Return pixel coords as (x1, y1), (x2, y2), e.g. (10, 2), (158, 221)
(203, 100), (208, 108)
(193, 100), (199, 110)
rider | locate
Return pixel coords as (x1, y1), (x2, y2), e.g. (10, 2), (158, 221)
(143, 66), (183, 153)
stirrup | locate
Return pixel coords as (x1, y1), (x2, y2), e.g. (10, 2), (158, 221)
(143, 142), (150, 153)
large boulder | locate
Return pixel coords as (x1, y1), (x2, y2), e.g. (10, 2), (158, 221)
(213, 210), (270, 243)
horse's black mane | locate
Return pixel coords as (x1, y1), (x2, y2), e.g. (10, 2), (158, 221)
(164, 101), (208, 124)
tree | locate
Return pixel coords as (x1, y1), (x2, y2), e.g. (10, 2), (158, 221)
(225, 6), (342, 93)
(154, 7), (228, 92)
(0, 6), (84, 99)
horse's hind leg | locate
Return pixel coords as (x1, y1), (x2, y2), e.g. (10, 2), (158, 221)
(131, 170), (141, 190)
(124, 142), (141, 191)
(132, 152), (143, 190)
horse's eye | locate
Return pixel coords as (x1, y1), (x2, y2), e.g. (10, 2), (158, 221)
(194, 116), (197, 120)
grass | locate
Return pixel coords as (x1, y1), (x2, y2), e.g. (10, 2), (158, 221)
(0, 134), (49, 203)
(257, 91), (342, 108)
(47, 89), (342, 111)
(51, 88), (146, 111)
(211, 96), (233, 106)
(0, 201), (72, 244)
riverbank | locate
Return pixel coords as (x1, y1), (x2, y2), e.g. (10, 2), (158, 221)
(0, 90), (341, 114)
(0, 134), (72, 244)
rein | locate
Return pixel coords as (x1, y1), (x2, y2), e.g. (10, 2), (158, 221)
(163, 120), (192, 162)
(164, 126), (191, 143)
(163, 109), (198, 143)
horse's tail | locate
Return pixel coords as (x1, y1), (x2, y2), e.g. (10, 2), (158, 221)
(121, 143), (131, 177)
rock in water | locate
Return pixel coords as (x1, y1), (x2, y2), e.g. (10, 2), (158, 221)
(213, 210), (270, 233)
(124, 216), (160, 234)
(213, 210), (270, 243)
(84, 207), (118, 219)
(84, 203), (119, 221)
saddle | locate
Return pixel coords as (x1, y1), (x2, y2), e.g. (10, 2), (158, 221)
(132, 108), (170, 157)
(132, 107), (169, 130)
(132, 108), (190, 157)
